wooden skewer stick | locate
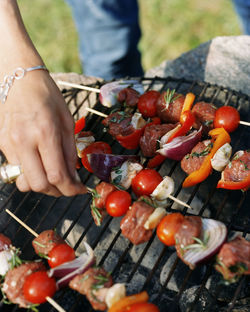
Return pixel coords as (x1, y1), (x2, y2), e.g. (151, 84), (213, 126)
(44, 297), (66, 312)
(57, 80), (158, 93)
(239, 120), (250, 126)
(86, 107), (108, 118)
(58, 80), (250, 128)
(57, 80), (101, 93)
(168, 194), (192, 209)
(6, 209), (38, 237)
(5, 209), (66, 312)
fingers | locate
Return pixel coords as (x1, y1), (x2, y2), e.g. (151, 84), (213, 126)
(37, 125), (87, 197)
(16, 145), (63, 197)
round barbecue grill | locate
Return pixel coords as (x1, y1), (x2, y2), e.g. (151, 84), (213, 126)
(0, 77), (249, 312)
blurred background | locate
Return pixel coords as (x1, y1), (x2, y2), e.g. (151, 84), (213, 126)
(19, 0), (241, 74)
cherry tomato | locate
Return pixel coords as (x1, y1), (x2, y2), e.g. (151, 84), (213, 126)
(81, 141), (112, 172)
(214, 106), (240, 133)
(131, 169), (163, 197)
(23, 271), (57, 304)
(106, 190), (131, 217)
(48, 244), (75, 268)
(126, 302), (160, 312)
(138, 90), (160, 118)
(156, 213), (184, 246)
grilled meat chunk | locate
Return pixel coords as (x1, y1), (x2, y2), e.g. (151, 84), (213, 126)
(2, 261), (45, 308)
(140, 123), (176, 157)
(156, 91), (185, 123)
(175, 216), (203, 266)
(222, 150), (250, 183)
(120, 197), (155, 245)
(32, 230), (65, 256)
(91, 182), (116, 226)
(102, 111), (133, 137)
(215, 236), (250, 282)
(0, 233), (12, 251)
(69, 267), (113, 311)
(181, 140), (213, 175)
(117, 87), (140, 107)
(192, 101), (216, 134)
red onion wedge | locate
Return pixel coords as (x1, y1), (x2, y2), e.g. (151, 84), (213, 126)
(181, 218), (227, 270)
(157, 127), (202, 161)
(99, 80), (144, 107)
(48, 242), (95, 289)
(88, 153), (140, 182)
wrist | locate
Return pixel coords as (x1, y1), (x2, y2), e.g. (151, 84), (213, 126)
(0, 65), (49, 105)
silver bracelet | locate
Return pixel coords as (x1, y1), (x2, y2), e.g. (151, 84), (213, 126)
(0, 65), (48, 104)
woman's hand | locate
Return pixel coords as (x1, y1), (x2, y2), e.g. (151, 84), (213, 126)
(0, 69), (87, 197)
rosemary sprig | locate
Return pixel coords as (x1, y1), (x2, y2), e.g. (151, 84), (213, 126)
(38, 252), (50, 260)
(162, 88), (181, 111)
(92, 274), (110, 290)
(33, 241), (46, 248)
(9, 246), (22, 269)
(90, 188), (101, 200)
(216, 258), (247, 284)
(139, 196), (157, 208)
(27, 304), (40, 312)
(183, 231), (210, 251)
(90, 203), (102, 226)
(190, 143), (213, 158)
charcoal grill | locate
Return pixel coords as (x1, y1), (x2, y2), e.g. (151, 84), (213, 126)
(0, 77), (249, 312)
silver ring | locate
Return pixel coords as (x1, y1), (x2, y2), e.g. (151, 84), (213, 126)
(0, 164), (22, 183)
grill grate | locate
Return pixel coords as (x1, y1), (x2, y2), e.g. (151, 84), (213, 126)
(0, 77), (249, 312)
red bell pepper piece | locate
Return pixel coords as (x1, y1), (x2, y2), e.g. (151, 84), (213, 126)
(74, 117), (86, 134)
(147, 154), (166, 168)
(116, 117), (161, 150)
(217, 174), (250, 190)
(168, 111), (195, 142)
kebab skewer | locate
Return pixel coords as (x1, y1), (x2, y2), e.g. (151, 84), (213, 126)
(5, 210), (160, 311)
(58, 80), (250, 129)
(0, 229), (66, 312)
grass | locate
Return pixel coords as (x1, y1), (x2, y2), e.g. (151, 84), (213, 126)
(19, 0), (241, 75)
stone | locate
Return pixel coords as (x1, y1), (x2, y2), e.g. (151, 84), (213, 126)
(146, 36), (250, 97)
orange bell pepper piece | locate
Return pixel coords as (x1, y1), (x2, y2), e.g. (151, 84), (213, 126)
(181, 92), (195, 115)
(182, 127), (231, 188)
(108, 291), (149, 312)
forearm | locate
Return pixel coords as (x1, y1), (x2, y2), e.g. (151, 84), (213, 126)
(0, 0), (44, 74)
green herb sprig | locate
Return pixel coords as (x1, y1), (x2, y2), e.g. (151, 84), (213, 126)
(162, 89), (181, 111)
